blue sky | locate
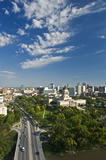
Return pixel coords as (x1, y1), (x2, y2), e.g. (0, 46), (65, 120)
(0, 0), (106, 87)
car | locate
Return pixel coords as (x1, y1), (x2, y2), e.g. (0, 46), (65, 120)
(20, 144), (22, 149)
(36, 152), (39, 155)
(21, 147), (25, 152)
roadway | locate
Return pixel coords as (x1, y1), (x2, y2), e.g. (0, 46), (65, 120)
(16, 117), (40, 160)
(14, 102), (46, 160)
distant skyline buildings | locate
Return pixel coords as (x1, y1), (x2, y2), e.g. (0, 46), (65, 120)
(0, 81), (106, 88)
(0, 82), (106, 98)
(0, 82), (106, 91)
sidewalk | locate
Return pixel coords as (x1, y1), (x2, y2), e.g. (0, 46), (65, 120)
(11, 119), (22, 160)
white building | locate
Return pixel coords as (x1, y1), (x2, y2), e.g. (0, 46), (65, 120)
(0, 96), (3, 103)
(76, 83), (82, 95)
(57, 87), (86, 107)
(71, 99), (86, 106)
(82, 85), (86, 93)
(0, 103), (7, 115)
(58, 99), (86, 107)
(13, 92), (22, 96)
(24, 88), (34, 94)
(62, 87), (71, 100)
(58, 100), (70, 107)
(43, 87), (56, 95)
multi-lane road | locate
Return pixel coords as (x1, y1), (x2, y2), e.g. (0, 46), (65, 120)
(14, 103), (46, 160)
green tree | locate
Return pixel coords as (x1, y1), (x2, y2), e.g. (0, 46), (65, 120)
(6, 113), (15, 125)
(41, 105), (45, 111)
(35, 104), (41, 112)
(65, 137), (77, 150)
(29, 108), (36, 117)
(56, 113), (65, 120)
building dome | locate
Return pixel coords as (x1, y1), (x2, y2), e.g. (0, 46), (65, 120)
(62, 87), (69, 100)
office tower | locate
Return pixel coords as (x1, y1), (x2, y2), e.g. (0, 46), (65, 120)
(82, 83), (87, 89)
(67, 84), (70, 88)
(94, 86), (99, 92)
(76, 83), (82, 96)
(82, 85), (86, 93)
(49, 83), (55, 89)
(99, 86), (106, 93)
(69, 87), (75, 96)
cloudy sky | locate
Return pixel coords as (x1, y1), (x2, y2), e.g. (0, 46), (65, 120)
(0, 0), (106, 87)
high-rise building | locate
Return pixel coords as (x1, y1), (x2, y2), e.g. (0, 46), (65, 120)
(76, 83), (82, 96)
(69, 87), (75, 96)
(49, 83), (55, 89)
(67, 84), (70, 88)
(94, 86), (98, 91)
(82, 85), (86, 93)
(82, 83), (87, 89)
(37, 87), (44, 94)
(20, 84), (24, 90)
(99, 86), (106, 93)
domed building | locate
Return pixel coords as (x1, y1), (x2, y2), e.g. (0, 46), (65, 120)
(62, 86), (70, 100)
(57, 86), (86, 107)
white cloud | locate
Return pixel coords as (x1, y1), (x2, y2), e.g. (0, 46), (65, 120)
(21, 55), (67, 69)
(31, 19), (43, 28)
(45, 5), (71, 31)
(22, 1), (106, 32)
(95, 50), (105, 54)
(25, 24), (30, 29)
(19, 0), (106, 69)
(25, 19), (43, 30)
(38, 31), (72, 48)
(21, 43), (54, 55)
(68, 2), (106, 20)
(21, 31), (72, 56)
(56, 46), (74, 53)
(0, 32), (16, 47)
(0, 0), (4, 2)
(23, 0), (68, 32)
(69, 2), (96, 19)
(5, 9), (9, 15)
(12, 2), (20, 13)
(17, 28), (26, 36)
(23, 0), (65, 20)
(0, 71), (16, 75)
(0, 71), (16, 79)
(98, 35), (106, 39)
(3, 8), (9, 15)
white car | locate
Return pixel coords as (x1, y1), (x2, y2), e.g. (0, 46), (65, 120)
(21, 147), (25, 152)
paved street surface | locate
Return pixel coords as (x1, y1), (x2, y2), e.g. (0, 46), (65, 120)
(13, 104), (46, 160)
(16, 117), (41, 160)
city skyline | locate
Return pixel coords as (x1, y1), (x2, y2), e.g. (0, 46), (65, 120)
(0, 0), (106, 87)
(0, 82), (106, 88)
